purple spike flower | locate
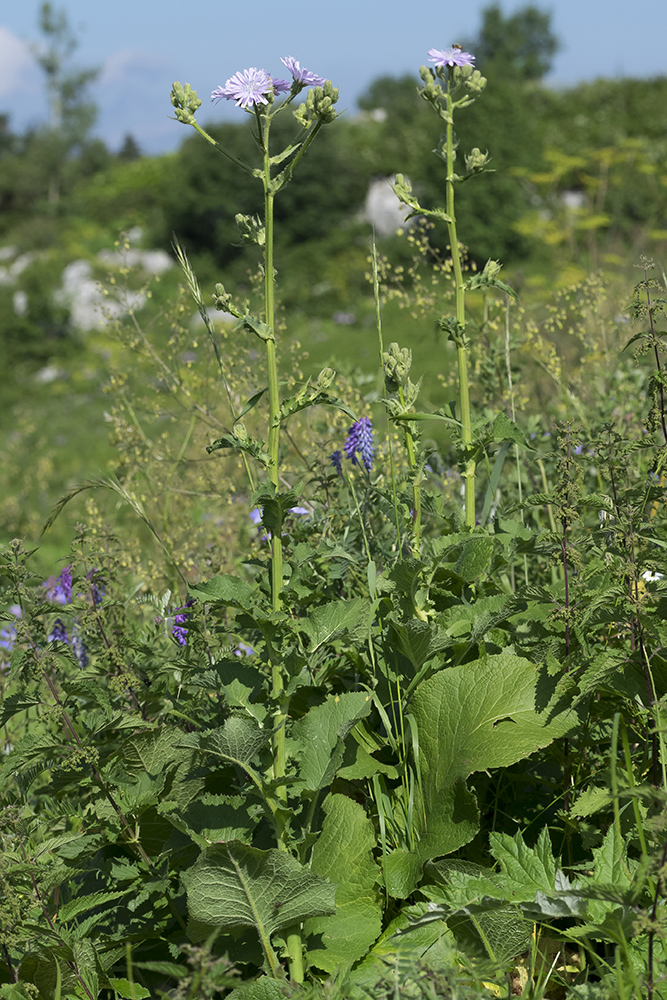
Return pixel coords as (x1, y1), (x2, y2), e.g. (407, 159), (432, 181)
(330, 450), (343, 478)
(48, 619), (68, 643)
(344, 417), (375, 472)
(212, 68), (278, 109)
(43, 566), (72, 605)
(428, 47), (475, 68)
(281, 56), (326, 88)
(171, 599), (195, 646)
(71, 627), (89, 669)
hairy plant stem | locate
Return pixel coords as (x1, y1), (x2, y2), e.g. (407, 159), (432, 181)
(261, 110), (302, 984)
(445, 77), (475, 528)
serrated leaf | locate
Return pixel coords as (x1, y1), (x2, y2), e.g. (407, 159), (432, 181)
(389, 618), (452, 672)
(184, 840), (336, 938)
(291, 691), (373, 791)
(489, 827), (557, 898)
(58, 889), (133, 924)
(0, 693), (42, 728)
(298, 598), (367, 652)
(455, 537), (495, 582)
(188, 574), (258, 612)
(108, 979), (151, 1000)
(303, 794), (382, 972)
(227, 979), (286, 1000)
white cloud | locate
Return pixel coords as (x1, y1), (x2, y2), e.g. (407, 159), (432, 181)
(0, 25), (35, 98)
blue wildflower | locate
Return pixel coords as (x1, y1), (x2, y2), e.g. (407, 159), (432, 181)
(48, 618), (68, 643)
(43, 566), (72, 605)
(171, 599), (195, 646)
(234, 641), (256, 657)
(70, 626), (89, 668)
(344, 417), (375, 472)
(330, 450), (343, 478)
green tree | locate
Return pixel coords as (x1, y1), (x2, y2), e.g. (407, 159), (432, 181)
(464, 2), (560, 80)
(30, 1), (100, 207)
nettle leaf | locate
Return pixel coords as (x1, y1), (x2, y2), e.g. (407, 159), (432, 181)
(351, 902), (454, 988)
(297, 598), (368, 652)
(303, 794), (383, 972)
(291, 691), (373, 791)
(188, 574), (259, 613)
(410, 651), (578, 790)
(0, 693), (42, 728)
(227, 979), (287, 1000)
(454, 537), (495, 582)
(184, 840), (336, 937)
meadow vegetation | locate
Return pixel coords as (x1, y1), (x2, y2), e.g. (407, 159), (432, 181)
(2, 4), (667, 998)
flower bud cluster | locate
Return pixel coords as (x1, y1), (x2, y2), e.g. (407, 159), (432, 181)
(294, 81), (340, 127)
(465, 147), (491, 174)
(464, 70), (487, 96)
(170, 82), (202, 124)
(383, 343), (413, 394)
(235, 213), (266, 247)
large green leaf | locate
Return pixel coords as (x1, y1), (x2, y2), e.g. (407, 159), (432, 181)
(489, 827), (558, 899)
(303, 794), (383, 972)
(188, 574), (258, 612)
(297, 598), (368, 652)
(184, 841), (336, 936)
(410, 652), (578, 791)
(415, 779), (480, 862)
(290, 691), (373, 791)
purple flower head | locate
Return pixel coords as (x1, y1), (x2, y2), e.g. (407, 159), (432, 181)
(428, 46), (476, 69)
(171, 598), (195, 647)
(87, 569), (105, 608)
(71, 626), (88, 669)
(48, 618), (68, 643)
(1, 605), (22, 655)
(288, 506), (310, 518)
(330, 450), (343, 478)
(212, 68), (276, 109)
(43, 566), (72, 605)
(344, 417), (375, 473)
(281, 56), (326, 88)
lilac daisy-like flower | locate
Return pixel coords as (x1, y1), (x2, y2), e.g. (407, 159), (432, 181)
(344, 417), (375, 473)
(281, 56), (326, 88)
(211, 68), (275, 109)
(428, 46), (475, 69)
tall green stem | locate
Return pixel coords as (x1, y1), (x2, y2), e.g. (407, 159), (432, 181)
(445, 79), (475, 528)
(261, 109), (303, 984)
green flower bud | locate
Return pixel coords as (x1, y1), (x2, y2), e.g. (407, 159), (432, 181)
(235, 214), (265, 247)
(233, 422), (249, 443)
(294, 81), (340, 127)
(170, 81), (202, 125)
(316, 366), (336, 390)
(480, 259), (502, 280)
(383, 342), (412, 391)
(464, 147), (491, 174)
(464, 70), (487, 96)
(419, 65), (435, 84)
(212, 283), (233, 312)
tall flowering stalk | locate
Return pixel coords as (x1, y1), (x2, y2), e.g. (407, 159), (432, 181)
(170, 59), (339, 984)
(393, 47), (490, 529)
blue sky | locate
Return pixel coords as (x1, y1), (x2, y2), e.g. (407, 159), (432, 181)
(1, 0), (666, 154)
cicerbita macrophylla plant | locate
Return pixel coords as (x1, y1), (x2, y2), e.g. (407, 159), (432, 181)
(171, 58), (344, 984)
(392, 47), (514, 529)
